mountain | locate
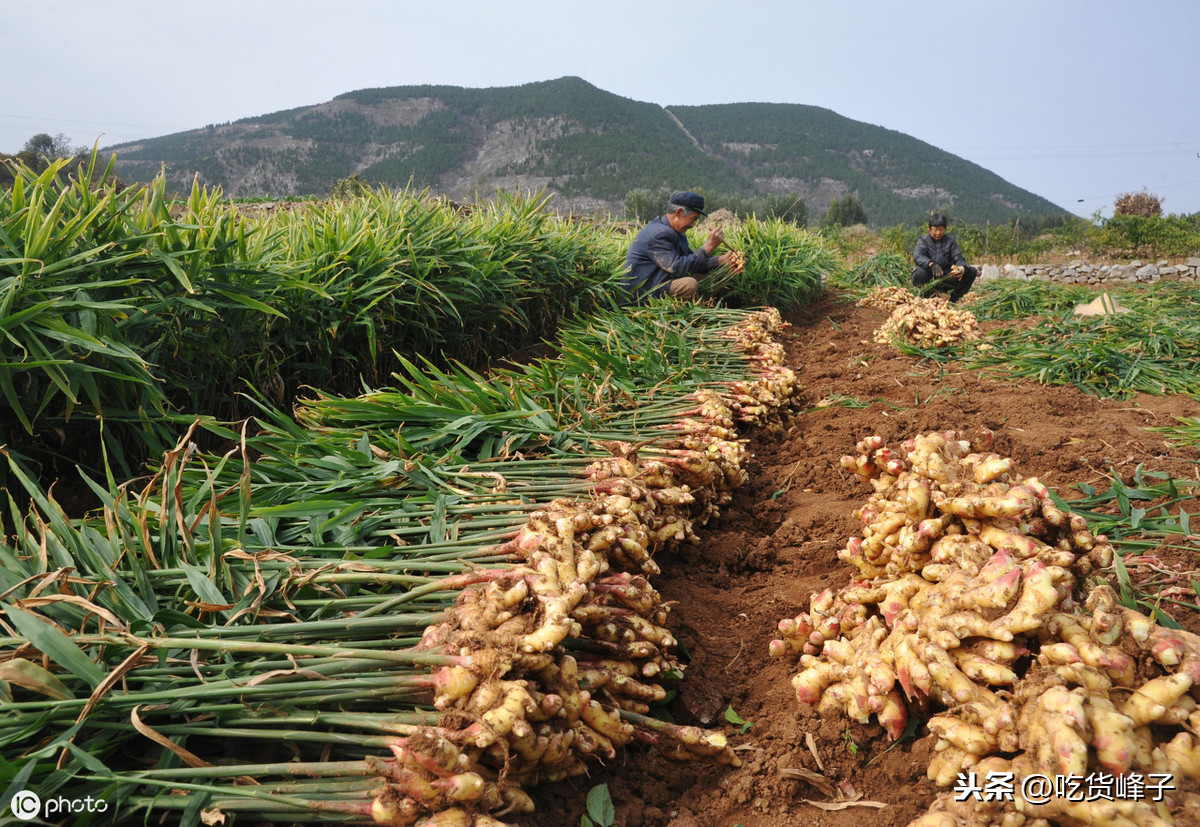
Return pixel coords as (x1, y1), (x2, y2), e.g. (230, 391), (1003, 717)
(105, 77), (1066, 225)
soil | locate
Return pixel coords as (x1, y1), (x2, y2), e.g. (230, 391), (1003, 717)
(523, 291), (1200, 827)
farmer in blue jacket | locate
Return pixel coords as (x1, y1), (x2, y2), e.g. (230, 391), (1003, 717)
(623, 191), (741, 301)
(912, 213), (978, 302)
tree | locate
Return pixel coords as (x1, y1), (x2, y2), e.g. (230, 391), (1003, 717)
(763, 192), (807, 227)
(331, 173), (371, 200)
(17, 132), (81, 172)
(623, 187), (671, 224)
(821, 195), (868, 228)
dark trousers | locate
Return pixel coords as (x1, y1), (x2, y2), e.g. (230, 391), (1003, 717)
(912, 263), (978, 302)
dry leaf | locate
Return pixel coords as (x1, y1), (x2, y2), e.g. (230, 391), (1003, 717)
(805, 731), (825, 772)
(15, 595), (125, 629)
(802, 799), (888, 811)
(780, 767), (837, 799)
(0, 658), (72, 700)
(247, 667), (326, 686)
(185, 601), (236, 612)
(131, 705), (212, 768)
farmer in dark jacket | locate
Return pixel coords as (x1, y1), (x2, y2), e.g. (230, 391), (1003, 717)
(912, 213), (978, 302)
(623, 191), (741, 301)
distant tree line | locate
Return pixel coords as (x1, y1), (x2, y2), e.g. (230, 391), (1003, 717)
(623, 188), (879, 230)
(17, 133), (83, 169)
(623, 186), (809, 227)
(0, 133), (89, 188)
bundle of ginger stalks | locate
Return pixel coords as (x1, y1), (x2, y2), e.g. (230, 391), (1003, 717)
(0, 309), (797, 827)
(857, 286), (982, 348)
(363, 308), (798, 826)
(770, 429), (1200, 826)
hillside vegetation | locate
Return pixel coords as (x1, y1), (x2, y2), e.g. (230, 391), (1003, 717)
(103, 77), (1065, 227)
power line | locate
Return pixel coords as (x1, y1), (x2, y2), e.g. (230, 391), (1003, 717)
(1071, 177), (1200, 205)
(950, 140), (1198, 151)
(0, 112), (195, 132)
(968, 150), (1198, 162)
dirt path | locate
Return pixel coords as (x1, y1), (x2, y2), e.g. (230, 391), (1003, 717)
(527, 292), (1200, 826)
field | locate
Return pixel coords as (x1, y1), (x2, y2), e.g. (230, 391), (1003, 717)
(528, 294), (1200, 826)
(6, 155), (1200, 826)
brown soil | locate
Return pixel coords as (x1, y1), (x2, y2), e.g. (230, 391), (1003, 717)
(524, 291), (1200, 827)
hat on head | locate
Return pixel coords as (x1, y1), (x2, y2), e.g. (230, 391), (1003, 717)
(669, 191), (707, 216)
(929, 213), (947, 227)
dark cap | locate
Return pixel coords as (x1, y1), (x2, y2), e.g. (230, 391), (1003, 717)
(669, 191), (707, 216)
(929, 213), (947, 227)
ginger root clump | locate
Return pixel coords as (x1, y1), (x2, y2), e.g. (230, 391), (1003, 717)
(774, 429), (1200, 826)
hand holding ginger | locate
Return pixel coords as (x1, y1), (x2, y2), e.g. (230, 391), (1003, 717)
(719, 250), (745, 274)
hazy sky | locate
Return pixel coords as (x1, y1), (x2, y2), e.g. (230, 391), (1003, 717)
(5, 0), (1199, 217)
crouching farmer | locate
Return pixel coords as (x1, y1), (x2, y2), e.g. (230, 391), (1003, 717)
(623, 191), (740, 301)
(912, 213), (978, 302)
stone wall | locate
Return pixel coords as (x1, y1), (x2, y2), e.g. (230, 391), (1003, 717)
(978, 257), (1200, 285)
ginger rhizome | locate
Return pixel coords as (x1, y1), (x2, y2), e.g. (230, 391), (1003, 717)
(773, 429), (1200, 826)
(370, 309), (794, 826)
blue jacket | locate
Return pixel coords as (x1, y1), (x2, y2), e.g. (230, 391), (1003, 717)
(624, 216), (718, 298)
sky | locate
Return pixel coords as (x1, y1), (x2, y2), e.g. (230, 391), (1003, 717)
(4, 0), (1199, 218)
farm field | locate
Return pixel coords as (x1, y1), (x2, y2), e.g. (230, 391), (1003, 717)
(7, 156), (1200, 826)
(527, 292), (1200, 827)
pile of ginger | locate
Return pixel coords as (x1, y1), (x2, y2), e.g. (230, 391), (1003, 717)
(368, 309), (796, 827)
(772, 429), (1200, 826)
(857, 287), (982, 348)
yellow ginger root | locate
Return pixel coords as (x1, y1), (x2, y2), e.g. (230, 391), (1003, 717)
(1084, 694), (1135, 774)
(927, 716), (1002, 756)
(856, 285), (916, 312)
(866, 292), (982, 349)
(1021, 684), (1089, 776)
(926, 744), (981, 787)
(935, 487), (1037, 520)
(1121, 672), (1194, 726)
(413, 809), (474, 827)
(1084, 585), (1125, 644)
(1045, 612), (1137, 682)
(769, 587), (868, 658)
(1154, 731), (1200, 779)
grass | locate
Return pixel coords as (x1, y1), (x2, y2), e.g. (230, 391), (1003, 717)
(1059, 466), (1200, 625)
(828, 251), (911, 292)
(896, 281), (1200, 399)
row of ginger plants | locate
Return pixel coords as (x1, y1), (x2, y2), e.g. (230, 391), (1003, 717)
(0, 303), (798, 825)
(1, 151), (833, 498)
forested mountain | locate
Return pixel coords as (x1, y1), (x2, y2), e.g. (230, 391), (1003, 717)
(105, 77), (1066, 225)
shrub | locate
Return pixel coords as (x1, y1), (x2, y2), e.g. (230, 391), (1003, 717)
(821, 195), (868, 228)
(763, 192), (807, 226)
(1090, 214), (1200, 258)
(624, 187), (671, 223)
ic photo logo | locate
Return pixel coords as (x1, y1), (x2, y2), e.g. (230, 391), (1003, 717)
(6, 790), (109, 820)
(8, 790), (41, 820)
